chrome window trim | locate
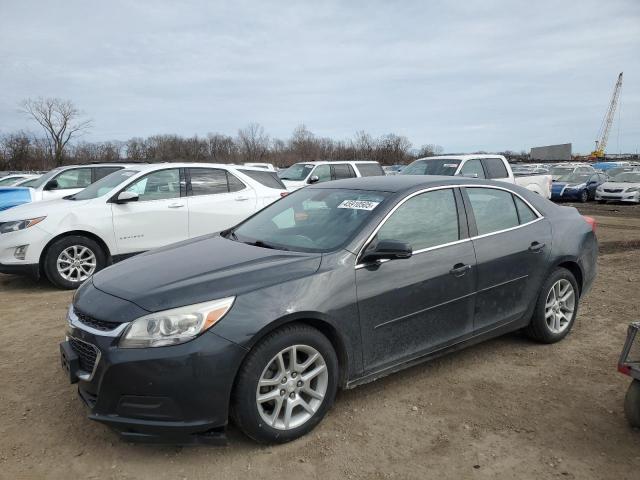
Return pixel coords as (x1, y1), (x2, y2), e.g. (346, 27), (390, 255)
(354, 184), (544, 268)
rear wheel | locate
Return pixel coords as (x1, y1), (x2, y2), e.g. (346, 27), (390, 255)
(624, 380), (640, 428)
(43, 235), (106, 289)
(232, 324), (338, 443)
(526, 267), (579, 343)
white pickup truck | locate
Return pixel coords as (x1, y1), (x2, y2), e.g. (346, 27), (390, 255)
(401, 155), (552, 198)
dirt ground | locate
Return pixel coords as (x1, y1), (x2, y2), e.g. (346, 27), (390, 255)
(1, 202), (639, 480)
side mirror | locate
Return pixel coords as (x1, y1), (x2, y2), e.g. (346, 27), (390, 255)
(308, 175), (320, 184)
(361, 239), (412, 264)
(44, 179), (59, 190)
(114, 191), (139, 204)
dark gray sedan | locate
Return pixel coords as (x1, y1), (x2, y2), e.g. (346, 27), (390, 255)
(61, 176), (597, 444)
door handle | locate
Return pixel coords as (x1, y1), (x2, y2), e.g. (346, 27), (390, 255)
(168, 203), (185, 208)
(449, 263), (471, 277)
(235, 196), (250, 201)
(528, 241), (546, 253)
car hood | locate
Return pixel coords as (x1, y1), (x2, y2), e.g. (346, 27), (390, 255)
(0, 187), (33, 212)
(601, 181), (640, 190)
(281, 179), (306, 190)
(0, 197), (89, 221)
(91, 234), (323, 313)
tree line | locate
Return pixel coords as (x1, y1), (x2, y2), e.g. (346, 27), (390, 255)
(0, 97), (527, 172)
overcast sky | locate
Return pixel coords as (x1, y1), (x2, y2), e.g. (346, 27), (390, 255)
(1, 0), (638, 154)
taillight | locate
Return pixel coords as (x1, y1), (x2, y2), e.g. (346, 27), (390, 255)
(618, 364), (631, 376)
(280, 191), (288, 198)
(583, 215), (597, 232)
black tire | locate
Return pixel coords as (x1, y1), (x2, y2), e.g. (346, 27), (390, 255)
(525, 267), (580, 343)
(43, 235), (107, 289)
(231, 324), (339, 444)
(579, 190), (589, 203)
(624, 380), (640, 428)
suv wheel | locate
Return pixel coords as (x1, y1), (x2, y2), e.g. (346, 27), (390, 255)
(526, 267), (579, 343)
(624, 380), (640, 428)
(232, 324), (338, 443)
(43, 235), (106, 289)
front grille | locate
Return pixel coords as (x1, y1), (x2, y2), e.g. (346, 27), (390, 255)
(75, 308), (120, 332)
(69, 337), (99, 374)
(604, 188), (623, 193)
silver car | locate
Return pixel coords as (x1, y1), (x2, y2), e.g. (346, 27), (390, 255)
(596, 170), (640, 204)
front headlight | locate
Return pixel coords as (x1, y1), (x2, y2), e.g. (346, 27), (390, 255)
(119, 297), (235, 348)
(596, 185), (604, 191)
(0, 216), (46, 234)
(566, 183), (586, 190)
(626, 187), (640, 193)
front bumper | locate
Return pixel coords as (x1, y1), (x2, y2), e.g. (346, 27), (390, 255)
(61, 309), (248, 444)
(595, 191), (640, 203)
(0, 262), (39, 278)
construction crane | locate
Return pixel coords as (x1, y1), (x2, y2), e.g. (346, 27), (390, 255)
(590, 72), (623, 159)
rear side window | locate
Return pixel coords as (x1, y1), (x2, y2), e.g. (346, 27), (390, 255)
(514, 196), (538, 224)
(356, 163), (384, 177)
(483, 158), (509, 179)
(459, 159), (486, 179)
(377, 189), (459, 250)
(93, 166), (122, 182)
(466, 188), (519, 235)
(188, 168), (246, 195)
(239, 169), (286, 189)
(227, 173), (246, 192)
(332, 164), (356, 180)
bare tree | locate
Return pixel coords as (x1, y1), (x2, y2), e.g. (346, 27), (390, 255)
(237, 122), (270, 163)
(417, 144), (444, 158)
(21, 97), (92, 166)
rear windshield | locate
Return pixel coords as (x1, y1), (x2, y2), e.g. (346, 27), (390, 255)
(356, 163), (385, 177)
(239, 169), (286, 189)
(401, 159), (461, 176)
(69, 169), (140, 200)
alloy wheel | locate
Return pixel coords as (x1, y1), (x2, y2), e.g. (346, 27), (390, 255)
(56, 245), (97, 282)
(545, 279), (575, 334)
(256, 344), (328, 430)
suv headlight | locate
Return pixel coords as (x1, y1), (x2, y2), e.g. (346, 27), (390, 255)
(0, 216), (46, 234)
(119, 297), (235, 348)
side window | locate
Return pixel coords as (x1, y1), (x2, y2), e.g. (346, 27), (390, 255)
(376, 189), (459, 251)
(52, 168), (92, 190)
(332, 164), (356, 180)
(125, 169), (181, 202)
(311, 165), (331, 183)
(483, 158), (509, 179)
(459, 159), (486, 179)
(356, 163), (384, 177)
(227, 172), (246, 192)
(513, 196), (538, 224)
(93, 167), (122, 182)
(189, 168), (228, 195)
(466, 188), (519, 235)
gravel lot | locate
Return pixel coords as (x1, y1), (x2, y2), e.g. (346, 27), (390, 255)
(1, 203), (639, 479)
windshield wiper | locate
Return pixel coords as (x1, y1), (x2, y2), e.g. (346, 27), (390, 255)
(244, 240), (288, 251)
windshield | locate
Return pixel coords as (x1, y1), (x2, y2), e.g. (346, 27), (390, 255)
(556, 173), (590, 184)
(612, 172), (640, 183)
(69, 169), (140, 200)
(550, 167), (575, 180)
(230, 188), (390, 252)
(278, 163), (315, 181)
(401, 159), (461, 176)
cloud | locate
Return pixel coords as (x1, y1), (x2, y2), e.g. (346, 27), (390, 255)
(1, 0), (638, 154)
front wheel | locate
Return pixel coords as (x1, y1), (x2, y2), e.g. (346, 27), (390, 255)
(526, 267), (579, 343)
(43, 235), (107, 289)
(624, 379), (640, 428)
(232, 324), (338, 443)
(579, 190), (589, 203)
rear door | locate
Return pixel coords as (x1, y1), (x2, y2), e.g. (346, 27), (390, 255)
(331, 164), (357, 180)
(462, 186), (552, 333)
(111, 168), (188, 254)
(186, 167), (257, 238)
(356, 187), (477, 372)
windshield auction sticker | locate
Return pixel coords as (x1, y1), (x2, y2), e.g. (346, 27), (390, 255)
(338, 200), (380, 210)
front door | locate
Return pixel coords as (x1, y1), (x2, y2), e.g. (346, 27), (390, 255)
(41, 167), (93, 201)
(356, 188), (477, 373)
(463, 186), (552, 333)
(112, 168), (188, 254)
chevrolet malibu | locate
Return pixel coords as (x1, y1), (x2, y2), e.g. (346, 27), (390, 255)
(60, 176), (597, 444)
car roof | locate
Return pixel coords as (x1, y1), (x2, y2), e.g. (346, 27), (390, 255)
(113, 162), (275, 172)
(292, 160), (380, 165)
(308, 175), (516, 193)
(413, 155), (505, 161)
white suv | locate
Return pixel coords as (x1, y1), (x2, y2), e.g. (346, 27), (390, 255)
(278, 161), (385, 191)
(0, 163), (287, 288)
